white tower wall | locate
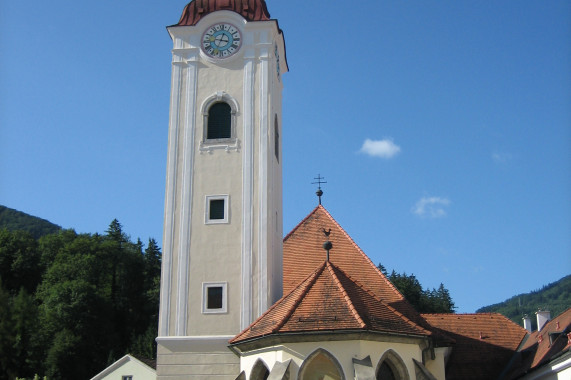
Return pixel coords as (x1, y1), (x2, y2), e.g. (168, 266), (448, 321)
(156, 8), (287, 379)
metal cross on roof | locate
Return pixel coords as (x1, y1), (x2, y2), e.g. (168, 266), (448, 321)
(312, 174), (327, 205)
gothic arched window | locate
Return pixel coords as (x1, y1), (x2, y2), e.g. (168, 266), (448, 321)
(377, 362), (396, 380)
(298, 349), (345, 380)
(375, 350), (409, 380)
(250, 359), (270, 380)
(207, 102), (232, 140)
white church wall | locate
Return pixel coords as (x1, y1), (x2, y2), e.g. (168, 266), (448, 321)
(238, 339), (435, 380)
(424, 347), (450, 380)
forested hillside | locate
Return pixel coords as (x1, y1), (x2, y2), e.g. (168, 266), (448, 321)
(476, 275), (571, 331)
(0, 215), (161, 380)
(0, 205), (61, 239)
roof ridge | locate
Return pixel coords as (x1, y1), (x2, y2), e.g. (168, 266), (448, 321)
(317, 206), (408, 302)
(330, 262), (431, 336)
(283, 205), (321, 242)
(271, 261), (327, 333)
(422, 312), (515, 317)
(422, 312), (528, 335)
(326, 261), (367, 329)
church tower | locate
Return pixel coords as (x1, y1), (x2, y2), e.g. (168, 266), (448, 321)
(156, 0), (287, 378)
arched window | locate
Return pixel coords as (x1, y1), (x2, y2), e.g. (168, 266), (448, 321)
(200, 92), (239, 151)
(274, 114), (279, 162)
(207, 102), (232, 140)
(298, 349), (345, 380)
(377, 362), (396, 380)
(250, 359), (270, 380)
(375, 350), (409, 380)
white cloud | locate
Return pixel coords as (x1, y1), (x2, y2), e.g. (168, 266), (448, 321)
(412, 196), (451, 218)
(359, 138), (401, 159)
(492, 151), (513, 164)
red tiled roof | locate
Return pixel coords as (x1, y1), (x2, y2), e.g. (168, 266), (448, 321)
(283, 206), (430, 329)
(506, 307), (571, 379)
(175, 0), (270, 26)
(231, 260), (432, 344)
(422, 313), (527, 380)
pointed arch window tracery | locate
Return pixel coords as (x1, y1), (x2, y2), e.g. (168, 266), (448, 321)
(298, 348), (345, 380)
(375, 350), (409, 380)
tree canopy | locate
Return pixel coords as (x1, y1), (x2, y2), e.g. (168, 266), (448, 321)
(0, 221), (161, 380)
(378, 263), (455, 313)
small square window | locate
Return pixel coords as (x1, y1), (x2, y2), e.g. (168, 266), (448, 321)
(205, 195), (229, 224)
(209, 199), (225, 220)
(202, 282), (227, 313)
(122, 376), (133, 380)
(207, 286), (223, 309)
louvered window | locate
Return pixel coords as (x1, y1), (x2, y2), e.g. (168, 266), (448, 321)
(207, 102), (231, 139)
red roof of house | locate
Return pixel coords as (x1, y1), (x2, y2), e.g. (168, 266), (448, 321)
(175, 0), (270, 26)
(505, 307), (571, 379)
(231, 204), (536, 380)
(231, 206), (440, 345)
(422, 313), (527, 380)
(231, 260), (432, 344)
(283, 205), (429, 329)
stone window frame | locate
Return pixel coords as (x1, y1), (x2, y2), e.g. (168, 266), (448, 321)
(200, 91), (240, 153)
(205, 194), (230, 224)
(202, 282), (228, 314)
(375, 349), (410, 380)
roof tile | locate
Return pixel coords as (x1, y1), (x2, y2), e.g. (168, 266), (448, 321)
(283, 206), (429, 329)
(505, 307), (571, 379)
(422, 313), (527, 380)
(175, 0), (270, 26)
(231, 260), (432, 344)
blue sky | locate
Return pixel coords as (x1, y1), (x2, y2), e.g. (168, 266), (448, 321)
(1, 1), (569, 313)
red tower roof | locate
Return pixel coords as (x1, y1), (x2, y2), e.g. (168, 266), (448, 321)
(176, 0), (271, 26)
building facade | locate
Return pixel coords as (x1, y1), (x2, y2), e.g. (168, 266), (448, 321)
(156, 2), (539, 380)
(156, 1), (287, 378)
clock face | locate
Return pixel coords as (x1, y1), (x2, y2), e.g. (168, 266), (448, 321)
(202, 23), (241, 59)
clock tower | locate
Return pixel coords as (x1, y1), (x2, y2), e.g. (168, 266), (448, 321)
(156, 1), (287, 378)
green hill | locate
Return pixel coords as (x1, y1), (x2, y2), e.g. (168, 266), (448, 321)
(0, 205), (61, 238)
(476, 275), (571, 331)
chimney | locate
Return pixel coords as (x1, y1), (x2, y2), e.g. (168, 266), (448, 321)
(536, 310), (551, 331)
(522, 315), (532, 333)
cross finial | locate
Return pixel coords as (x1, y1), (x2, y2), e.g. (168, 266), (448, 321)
(312, 174), (327, 205)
